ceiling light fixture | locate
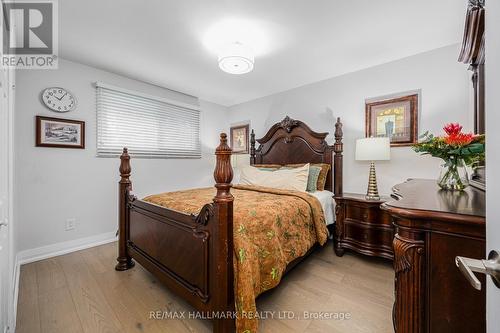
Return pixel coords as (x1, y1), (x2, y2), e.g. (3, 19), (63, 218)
(218, 42), (254, 74)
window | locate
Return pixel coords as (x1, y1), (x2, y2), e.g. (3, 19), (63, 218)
(96, 82), (201, 158)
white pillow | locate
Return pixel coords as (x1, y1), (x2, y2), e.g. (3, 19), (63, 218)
(239, 163), (310, 192)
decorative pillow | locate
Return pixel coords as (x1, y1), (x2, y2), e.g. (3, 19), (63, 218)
(306, 166), (322, 192)
(315, 163), (331, 191)
(252, 164), (282, 169)
(285, 163), (331, 191)
(240, 164), (310, 192)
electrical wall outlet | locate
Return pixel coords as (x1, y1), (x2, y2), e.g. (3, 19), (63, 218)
(65, 218), (76, 231)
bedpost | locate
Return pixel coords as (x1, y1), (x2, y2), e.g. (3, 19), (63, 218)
(213, 133), (235, 333)
(214, 133), (234, 200)
(115, 148), (135, 271)
(334, 118), (343, 196)
(250, 129), (256, 165)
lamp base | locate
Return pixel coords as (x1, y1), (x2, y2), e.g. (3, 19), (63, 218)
(365, 161), (380, 201)
(365, 194), (381, 201)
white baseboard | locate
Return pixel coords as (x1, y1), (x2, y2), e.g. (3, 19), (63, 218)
(17, 231), (117, 265)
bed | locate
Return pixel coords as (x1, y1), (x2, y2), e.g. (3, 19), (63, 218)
(115, 116), (344, 333)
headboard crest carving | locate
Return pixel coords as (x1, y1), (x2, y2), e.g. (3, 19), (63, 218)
(279, 116), (300, 133)
(249, 116), (343, 195)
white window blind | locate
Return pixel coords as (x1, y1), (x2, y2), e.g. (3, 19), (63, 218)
(96, 82), (201, 158)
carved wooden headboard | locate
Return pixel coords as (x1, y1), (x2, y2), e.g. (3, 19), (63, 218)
(249, 116), (343, 195)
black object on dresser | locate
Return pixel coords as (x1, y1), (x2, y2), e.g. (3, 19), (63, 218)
(334, 193), (394, 260)
(381, 179), (485, 333)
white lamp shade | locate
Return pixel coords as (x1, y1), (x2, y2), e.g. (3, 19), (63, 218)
(218, 42), (254, 74)
(355, 137), (391, 161)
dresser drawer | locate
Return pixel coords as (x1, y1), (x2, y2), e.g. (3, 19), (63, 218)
(345, 204), (391, 226)
(344, 219), (394, 250)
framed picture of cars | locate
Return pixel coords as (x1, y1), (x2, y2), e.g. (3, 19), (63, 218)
(36, 116), (85, 149)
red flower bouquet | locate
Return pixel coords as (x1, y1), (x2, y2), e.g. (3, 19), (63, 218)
(413, 123), (485, 190)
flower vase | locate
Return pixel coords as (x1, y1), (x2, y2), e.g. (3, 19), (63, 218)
(437, 158), (469, 191)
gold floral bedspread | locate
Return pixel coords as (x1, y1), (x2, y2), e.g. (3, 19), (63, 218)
(143, 184), (328, 333)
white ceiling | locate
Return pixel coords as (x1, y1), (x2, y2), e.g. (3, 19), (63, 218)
(60, 0), (465, 106)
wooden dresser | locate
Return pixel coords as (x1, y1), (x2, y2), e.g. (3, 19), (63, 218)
(334, 194), (393, 260)
(382, 179), (485, 333)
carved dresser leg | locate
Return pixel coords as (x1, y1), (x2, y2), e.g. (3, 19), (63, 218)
(393, 230), (425, 333)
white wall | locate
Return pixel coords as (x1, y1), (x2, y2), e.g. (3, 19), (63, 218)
(486, 0), (500, 330)
(14, 59), (229, 252)
(228, 44), (471, 195)
(0, 64), (16, 332)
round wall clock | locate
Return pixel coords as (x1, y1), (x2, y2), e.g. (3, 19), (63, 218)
(41, 87), (77, 112)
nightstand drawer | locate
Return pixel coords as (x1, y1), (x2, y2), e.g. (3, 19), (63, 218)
(345, 204), (391, 226)
(334, 193), (393, 260)
(344, 220), (393, 249)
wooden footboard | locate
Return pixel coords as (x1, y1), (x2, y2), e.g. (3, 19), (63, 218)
(115, 134), (235, 333)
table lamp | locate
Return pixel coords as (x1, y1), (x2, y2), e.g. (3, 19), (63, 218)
(355, 137), (391, 200)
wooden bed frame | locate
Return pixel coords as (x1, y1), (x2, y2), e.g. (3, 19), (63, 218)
(115, 116), (344, 333)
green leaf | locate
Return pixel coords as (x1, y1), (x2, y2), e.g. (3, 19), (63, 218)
(270, 267), (279, 280)
(266, 230), (275, 239)
(448, 143), (485, 156)
(275, 215), (282, 228)
(238, 224), (247, 235)
(238, 248), (246, 263)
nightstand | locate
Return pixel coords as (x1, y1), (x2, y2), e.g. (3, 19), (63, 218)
(334, 193), (394, 260)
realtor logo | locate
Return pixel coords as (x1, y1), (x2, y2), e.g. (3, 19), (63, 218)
(1, 0), (58, 69)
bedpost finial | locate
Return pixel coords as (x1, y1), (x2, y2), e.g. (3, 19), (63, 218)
(334, 119), (343, 154)
(214, 133), (233, 202)
(335, 118), (343, 142)
(216, 133), (231, 154)
(219, 133), (228, 146)
(119, 147), (131, 182)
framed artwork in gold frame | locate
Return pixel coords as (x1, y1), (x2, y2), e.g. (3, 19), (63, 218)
(230, 124), (249, 154)
(365, 94), (418, 147)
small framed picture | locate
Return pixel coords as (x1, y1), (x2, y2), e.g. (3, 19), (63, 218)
(365, 94), (418, 147)
(230, 124), (249, 154)
(36, 116), (85, 149)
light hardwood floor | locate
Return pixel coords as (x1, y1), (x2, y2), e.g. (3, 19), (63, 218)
(16, 241), (394, 333)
